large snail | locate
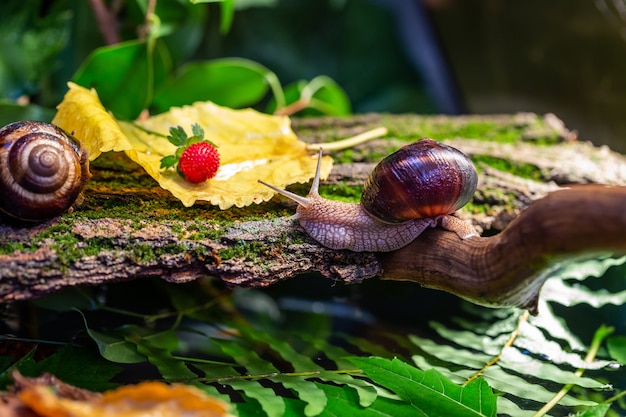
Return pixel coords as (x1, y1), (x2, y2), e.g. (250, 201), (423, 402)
(0, 121), (90, 222)
(259, 138), (479, 252)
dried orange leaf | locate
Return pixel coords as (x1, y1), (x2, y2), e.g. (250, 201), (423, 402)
(19, 381), (233, 417)
(52, 82), (332, 209)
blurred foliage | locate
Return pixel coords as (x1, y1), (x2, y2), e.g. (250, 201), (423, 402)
(0, 0), (433, 126)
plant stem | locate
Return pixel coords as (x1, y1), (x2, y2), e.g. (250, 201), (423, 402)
(167, 368), (363, 384)
(305, 127), (388, 152)
(464, 310), (530, 385)
(129, 122), (169, 138)
(88, 0), (121, 45)
(603, 389), (626, 405)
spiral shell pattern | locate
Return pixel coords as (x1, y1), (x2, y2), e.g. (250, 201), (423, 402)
(360, 138), (477, 223)
(0, 121), (90, 221)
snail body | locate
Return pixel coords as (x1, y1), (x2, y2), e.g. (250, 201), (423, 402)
(259, 138), (478, 252)
(0, 121), (90, 222)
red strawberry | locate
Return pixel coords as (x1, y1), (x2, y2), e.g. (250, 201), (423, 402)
(178, 142), (220, 183)
(160, 124), (220, 184)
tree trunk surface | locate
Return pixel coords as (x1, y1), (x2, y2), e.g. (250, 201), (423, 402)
(2, 113), (626, 305)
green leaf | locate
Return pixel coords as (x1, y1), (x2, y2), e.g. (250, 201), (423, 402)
(213, 338), (326, 416)
(73, 39), (170, 120)
(575, 403), (611, 417)
(241, 326), (377, 407)
(267, 76), (351, 116)
(316, 382), (428, 417)
(19, 345), (121, 392)
(549, 256), (626, 283)
(229, 379), (287, 417)
(305, 75), (351, 116)
(349, 356), (497, 417)
(87, 327), (146, 364)
(0, 102), (55, 126)
(0, 348), (37, 390)
(607, 336), (626, 363)
(168, 124), (188, 146)
(78, 310), (146, 364)
(191, 123), (204, 138)
(160, 154), (178, 169)
(152, 58), (277, 111)
(126, 330), (196, 380)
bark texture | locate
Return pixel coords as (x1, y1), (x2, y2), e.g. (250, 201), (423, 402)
(1, 113), (625, 305)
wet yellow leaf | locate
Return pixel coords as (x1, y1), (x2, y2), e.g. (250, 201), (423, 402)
(52, 82), (332, 209)
(19, 381), (233, 417)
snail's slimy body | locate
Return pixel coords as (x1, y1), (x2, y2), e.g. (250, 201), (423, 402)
(259, 138), (479, 252)
(296, 196), (438, 252)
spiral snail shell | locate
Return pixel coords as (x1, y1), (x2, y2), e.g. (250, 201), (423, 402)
(0, 121), (90, 222)
(259, 138), (478, 252)
(361, 139), (478, 223)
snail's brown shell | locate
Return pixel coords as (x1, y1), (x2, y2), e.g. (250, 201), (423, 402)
(360, 138), (477, 223)
(0, 121), (90, 221)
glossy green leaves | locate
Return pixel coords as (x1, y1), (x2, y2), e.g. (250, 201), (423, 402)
(152, 58), (280, 112)
(73, 40), (170, 120)
(72, 44), (350, 121)
(348, 357), (497, 417)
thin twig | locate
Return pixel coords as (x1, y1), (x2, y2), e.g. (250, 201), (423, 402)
(167, 368), (364, 384)
(88, 0), (121, 45)
(305, 127), (388, 152)
(274, 98), (309, 116)
(532, 325), (614, 417)
(463, 310), (530, 385)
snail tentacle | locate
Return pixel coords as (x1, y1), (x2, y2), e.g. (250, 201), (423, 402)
(258, 139), (478, 252)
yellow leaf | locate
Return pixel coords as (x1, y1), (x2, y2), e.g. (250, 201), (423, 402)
(52, 82), (131, 160)
(52, 82), (332, 209)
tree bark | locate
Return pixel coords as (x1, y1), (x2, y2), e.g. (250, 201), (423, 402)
(1, 113), (625, 306)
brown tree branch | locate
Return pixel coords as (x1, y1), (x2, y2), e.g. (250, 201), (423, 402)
(380, 185), (626, 314)
(88, 0), (121, 45)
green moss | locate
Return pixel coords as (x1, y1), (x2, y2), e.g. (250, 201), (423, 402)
(132, 243), (157, 263)
(319, 184), (362, 203)
(219, 240), (265, 262)
(473, 154), (544, 181)
(0, 241), (29, 255)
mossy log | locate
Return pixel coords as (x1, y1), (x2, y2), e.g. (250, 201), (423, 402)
(2, 113), (626, 309)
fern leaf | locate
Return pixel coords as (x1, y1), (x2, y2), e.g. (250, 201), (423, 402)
(496, 397), (540, 417)
(349, 356), (498, 417)
(522, 309), (612, 369)
(212, 337), (324, 416)
(409, 334), (493, 369)
(526, 299), (587, 351)
(542, 278), (626, 308)
(126, 331), (197, 380)
(228, 379), (286, 417)
(548, 256), (626, 282)
(239, 327), (378, 408)
(315, 382), (427, 417)
(500, 347), (609, 388)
